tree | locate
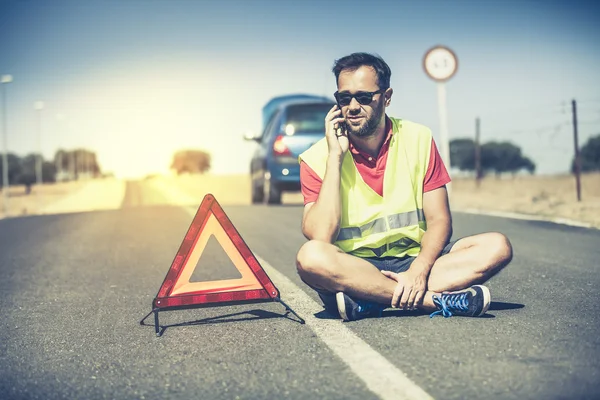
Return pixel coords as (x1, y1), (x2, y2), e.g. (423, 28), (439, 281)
(0, 153), (58, 194)
(18, 154), (37, 194)
(449, 138), (476, 171)
(170, 149), (211, 175)
(0, 153), (23, 186)
(481, 141), (535, 175)
(54, 149), (69, 172)
(572, 133), (600, 172)
(53, 148), (101, 180)
(449, 138), (535, 175)
(42, 161), (57, 183)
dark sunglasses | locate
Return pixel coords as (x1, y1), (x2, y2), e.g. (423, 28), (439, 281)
(334, 89), (385, 106)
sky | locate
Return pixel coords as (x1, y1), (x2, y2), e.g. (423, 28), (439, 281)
(0, 0), (599, 179)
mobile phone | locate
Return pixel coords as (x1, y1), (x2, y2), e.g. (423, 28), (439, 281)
(336, 105), (348, 134)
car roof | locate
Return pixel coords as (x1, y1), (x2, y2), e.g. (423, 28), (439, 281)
(263, 94), (331, 108)
(262, 94), (336, 128)
(276, 98), (336, 111)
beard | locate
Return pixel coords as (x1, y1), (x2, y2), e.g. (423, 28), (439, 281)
(348, 101), (386, 138)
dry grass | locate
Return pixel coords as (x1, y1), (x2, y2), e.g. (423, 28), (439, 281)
(159, 173), (308, 205)
(450, 172), (600, 228)
(166, 172), (600, 229)
(3, 172), (598, 230)
(158, 173), (253, 205)
(0, 181), (89, 219)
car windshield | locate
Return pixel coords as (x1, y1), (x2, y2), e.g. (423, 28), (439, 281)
(284, 103), (334, 133)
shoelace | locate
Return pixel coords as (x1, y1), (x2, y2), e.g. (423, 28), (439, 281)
(429, 292), (469, 318)
(357, 302), (374, 313)
(357, 301), (383, 317)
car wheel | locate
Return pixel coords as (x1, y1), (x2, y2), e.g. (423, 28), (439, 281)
(251, 180), (264, 204)
(264, 178), (282, 205)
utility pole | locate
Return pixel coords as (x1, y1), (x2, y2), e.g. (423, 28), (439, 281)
(56, 150), (62, 182)
(475, 117), (482, 187)
(34, 101), (44, 209)
(55, 114), (64, 182)
(34, 102), (44, 189)
(86, 150), (90, 178)
(1, 74), (13, 216)
(571, 99), (582, 202)
(70, 150), (76, 181)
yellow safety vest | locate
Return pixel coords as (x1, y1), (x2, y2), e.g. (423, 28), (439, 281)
(299, 117), (432, 258)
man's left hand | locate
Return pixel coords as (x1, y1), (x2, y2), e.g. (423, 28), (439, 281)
(381, 262), (430, 310)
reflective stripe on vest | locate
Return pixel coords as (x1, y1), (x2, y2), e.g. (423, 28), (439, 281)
(298, 118), (432, 258)
(336, 209), (425, 242)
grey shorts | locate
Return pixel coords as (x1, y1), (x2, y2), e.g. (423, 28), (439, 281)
(315, 240), (458, 315)
(361, 239), (457, 274)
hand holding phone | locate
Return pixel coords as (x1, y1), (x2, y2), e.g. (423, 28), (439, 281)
(325, 105), (349, 156)
(334, 105), (348, 135)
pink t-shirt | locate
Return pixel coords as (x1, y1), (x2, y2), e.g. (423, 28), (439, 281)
(300, 118), (451, 205)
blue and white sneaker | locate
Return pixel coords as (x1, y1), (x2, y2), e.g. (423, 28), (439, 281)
(336, 292), (386, 321)
(430, 285), (491, 318)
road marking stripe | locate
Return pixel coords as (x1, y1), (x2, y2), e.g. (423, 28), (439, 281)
(181, 205), (434, 400)
(255, 255), (434, 400)
(455, 208), (594, 229)
(156, 178), (434, 400)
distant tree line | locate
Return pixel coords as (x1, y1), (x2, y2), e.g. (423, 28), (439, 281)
(0, 153), (55, 186)
(572, 133), (600, 173)
(0, 149), (102, 193)
(450, 139), (535, 176)
(53, 149), (101, 179)
(451, 133), (600, 176)
(170, 149), (211, 175)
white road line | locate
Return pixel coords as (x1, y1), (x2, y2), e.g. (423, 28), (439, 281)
(454, 208), (594, 229)
(182, 206), (433, 400)
(256, 255), (434, 400)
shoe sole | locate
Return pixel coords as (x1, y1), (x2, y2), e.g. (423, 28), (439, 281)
(336, 292), (349, 321)
(472, 285), (491, 316)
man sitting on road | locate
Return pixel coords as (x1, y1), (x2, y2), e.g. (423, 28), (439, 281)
(296, 52), (513, 321)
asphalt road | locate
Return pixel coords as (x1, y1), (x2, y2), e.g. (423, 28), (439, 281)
(1, 180), (599, 400)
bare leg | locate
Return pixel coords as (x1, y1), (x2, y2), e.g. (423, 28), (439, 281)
(426, 232), (513, 293)
(296, 232), (513, 311)
(296, 240), (397, 302)
(296, 240), (442, 309)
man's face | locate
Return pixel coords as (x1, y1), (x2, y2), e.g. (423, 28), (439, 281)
(337, 66), (388, 138)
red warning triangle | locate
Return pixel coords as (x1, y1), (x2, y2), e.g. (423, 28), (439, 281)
(153, 194), (279, 309)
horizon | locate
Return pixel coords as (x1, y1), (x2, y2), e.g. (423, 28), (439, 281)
(1, 0), (599, 179)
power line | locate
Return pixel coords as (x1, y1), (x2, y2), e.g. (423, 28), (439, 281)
(476, 99), (600, 122)
(575, 104), (600, 110)
(576, 98), (600, 105)
(484, 121), (570, 139)
(578, 119), (600, 125)
(478, 105), (567, 121)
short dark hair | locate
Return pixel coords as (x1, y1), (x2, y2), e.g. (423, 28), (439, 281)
(332, 52), (391, 90)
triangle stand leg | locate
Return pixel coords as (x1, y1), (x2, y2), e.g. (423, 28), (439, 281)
(140, 308), (163, 337)
(154, 308), (161, 337)
(275, 297), (305, 324)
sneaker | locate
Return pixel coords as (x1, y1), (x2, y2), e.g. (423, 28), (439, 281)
(318, 292), (340, 317)
(429, 285), (491, 318)
(336, 292), (386, 321)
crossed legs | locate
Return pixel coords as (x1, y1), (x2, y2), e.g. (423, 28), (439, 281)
(296, 232), (513, 311)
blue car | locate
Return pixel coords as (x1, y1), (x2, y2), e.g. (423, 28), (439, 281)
(246, 95), (336, 204)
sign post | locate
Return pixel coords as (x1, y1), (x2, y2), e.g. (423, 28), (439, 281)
(423, 46), (458, 194)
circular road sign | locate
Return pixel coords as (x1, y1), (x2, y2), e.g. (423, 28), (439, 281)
(423, 46), (458, 82)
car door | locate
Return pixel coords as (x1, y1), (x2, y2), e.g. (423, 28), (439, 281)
(251, 111), (279, 184)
